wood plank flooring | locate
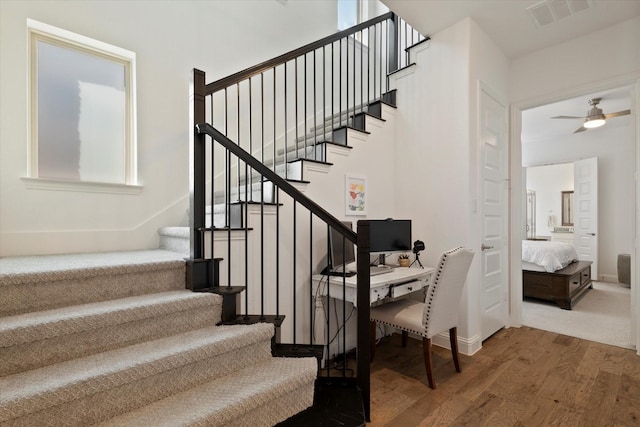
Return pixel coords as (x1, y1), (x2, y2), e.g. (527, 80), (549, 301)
(369, 326), (640, 426)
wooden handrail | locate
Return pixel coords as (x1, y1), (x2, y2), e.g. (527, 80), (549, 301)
(195, 122), (357, 242)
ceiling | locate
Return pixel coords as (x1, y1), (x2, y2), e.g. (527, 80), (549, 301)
(522, 86), (633, 143)
(382, 0), (640, 60)
(381, 0), (638, 143)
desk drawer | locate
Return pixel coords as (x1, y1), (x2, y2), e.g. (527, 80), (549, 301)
(390, 280), (422, 298)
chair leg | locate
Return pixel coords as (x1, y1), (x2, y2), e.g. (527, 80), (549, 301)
(369, 321), (377, 362)
(450, 327), (461, 373)
(422, 337), (435, 389)
(401, 330), (408, 347)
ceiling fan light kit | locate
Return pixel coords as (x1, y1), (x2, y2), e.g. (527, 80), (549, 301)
(583, 118), (605, 129)
(551, 97), (630, 133)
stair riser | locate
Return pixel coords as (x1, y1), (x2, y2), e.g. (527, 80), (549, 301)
(1, 335), (273, 426)
(209, 380), (315, 427)
(93, 357), (317, 427)
(0, 301), (221, 377)
(1, 264), (185, 317)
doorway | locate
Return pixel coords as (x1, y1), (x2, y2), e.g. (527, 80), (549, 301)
(511, 81), (638, 350)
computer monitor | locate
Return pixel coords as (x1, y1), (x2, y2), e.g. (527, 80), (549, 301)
(369, 219), (412, 253)
(329, 221), (355, 269)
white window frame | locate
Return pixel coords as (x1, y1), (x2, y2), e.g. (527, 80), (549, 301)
(25, 19), (140, 194)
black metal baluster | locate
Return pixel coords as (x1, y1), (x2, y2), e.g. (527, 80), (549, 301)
(295, 57), (299, 162)
(339, 38), (342, 127)
(352, 30), (356, 120)
(303, 53), (308, 160)
(210, 94), (215, 276)
(331, 42), (335, 131)
(325, 225), (331, 375)
(367, 26), (371, 105)
(244, 154), (249, 317)
(346, 36), (350, 126)
(223, 87), (232, 289)
(308, 211), (313, 349)
(313, 49), (317, 161)
(275, 187), (280, 320)
(360, 29), (363, 113)
(273, 66), (277, 172)
(249, 78), (253, 202)
(284, 62), (289, 179)
(261, 72), (265, 320)
(292, 201), (297, 346)
(322, 46), (326, 151)
(373, 24), (377, 100)
(236, 83), (241, 201)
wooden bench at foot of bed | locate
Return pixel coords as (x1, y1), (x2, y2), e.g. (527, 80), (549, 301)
(523, 261), (593, 310)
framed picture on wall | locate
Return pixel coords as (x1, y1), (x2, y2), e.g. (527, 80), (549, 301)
(345, 174), (366, 216)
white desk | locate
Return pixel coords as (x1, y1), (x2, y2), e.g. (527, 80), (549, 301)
(311, 266), (434, 362)
(312, 266), (434, 307)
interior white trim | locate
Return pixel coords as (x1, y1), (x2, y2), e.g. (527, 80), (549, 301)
(432, 332), (482, 356)
(21, 177), (143, 195)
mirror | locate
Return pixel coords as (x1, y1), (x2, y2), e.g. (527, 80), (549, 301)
(561, 191), (573, 226)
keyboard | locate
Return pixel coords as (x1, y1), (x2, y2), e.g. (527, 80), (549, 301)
(326, 265), (394, 277)
(369, 265), (394, 276)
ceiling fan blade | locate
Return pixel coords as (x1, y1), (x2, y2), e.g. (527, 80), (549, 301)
(604, 109), (631, 119)
(574, 125), (588, 133)
(552, 115), (586, 119)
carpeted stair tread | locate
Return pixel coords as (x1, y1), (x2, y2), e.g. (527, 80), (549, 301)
(0, 249), (186, 281)
(94, 357), (317, 427)
(0, 250), (187, 317)
(0, 291), (223, 376)
(0, 290), (221, 345)
(0, 323), (275, 424)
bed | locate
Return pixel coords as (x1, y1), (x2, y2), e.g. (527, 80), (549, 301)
(522, 240), (592, 310)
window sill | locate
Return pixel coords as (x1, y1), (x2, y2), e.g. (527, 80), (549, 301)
(21, 177), (143, 195)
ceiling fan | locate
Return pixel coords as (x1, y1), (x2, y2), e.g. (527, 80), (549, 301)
(551, 97), (631, 133)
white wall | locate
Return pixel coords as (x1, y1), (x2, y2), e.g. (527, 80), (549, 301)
(390, 17), (509, 353)
(0, 0), (338, 256)
(510, 16), (640, 105)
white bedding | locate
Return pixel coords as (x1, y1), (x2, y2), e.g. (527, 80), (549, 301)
(522, 240), (578, 273)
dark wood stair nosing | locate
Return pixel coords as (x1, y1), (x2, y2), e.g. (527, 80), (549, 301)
(287, 157), (334, 166)
(217, 314), (286, 327)
(388, 62), (416, 77)
(405, 36), (431, 52)
(195, 285), (246, 295)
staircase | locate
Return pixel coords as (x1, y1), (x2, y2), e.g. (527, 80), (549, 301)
(0, 250), (317, 426)
(0, 13), (428, 426)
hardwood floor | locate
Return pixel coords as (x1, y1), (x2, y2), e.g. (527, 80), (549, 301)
(369, 326), (640, 426)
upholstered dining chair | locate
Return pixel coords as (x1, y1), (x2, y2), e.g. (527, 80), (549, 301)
(369, 247), (474, 389)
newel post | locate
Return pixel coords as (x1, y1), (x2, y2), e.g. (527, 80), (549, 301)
(187, 69), (209, 290)
(356, 220), (371, 421)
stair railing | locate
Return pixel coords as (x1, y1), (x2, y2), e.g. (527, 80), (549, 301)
(189, 13), (426, 421)
(191, 119), (374, 419)
(204, 12), (425, 201)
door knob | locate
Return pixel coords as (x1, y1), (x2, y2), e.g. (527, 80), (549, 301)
(587, 233), (596, 236)
(481, 244), (494, 251)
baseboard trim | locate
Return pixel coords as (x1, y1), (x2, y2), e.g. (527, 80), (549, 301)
(599, 274), (618, 283)
(432, 332), (482, 356)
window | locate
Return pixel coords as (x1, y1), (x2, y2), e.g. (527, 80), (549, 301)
(27, 19), (137, 189)
(338, 0), (359, 30)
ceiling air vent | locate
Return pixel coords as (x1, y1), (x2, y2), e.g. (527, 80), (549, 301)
(526, 0), (592, 28)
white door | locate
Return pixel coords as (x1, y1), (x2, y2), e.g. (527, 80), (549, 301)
(573, 157), (598, 279)
(479, 86), (509, 341)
